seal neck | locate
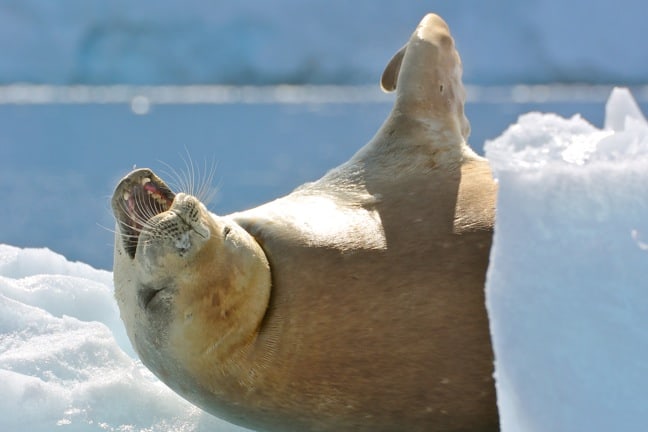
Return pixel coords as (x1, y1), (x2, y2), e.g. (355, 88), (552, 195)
(167, 219), (272, 372)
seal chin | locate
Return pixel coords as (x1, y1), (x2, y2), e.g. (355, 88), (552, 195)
(112, 167), (273, 382)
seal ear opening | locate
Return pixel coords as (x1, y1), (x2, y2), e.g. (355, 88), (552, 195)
(380, 45), (406, 93)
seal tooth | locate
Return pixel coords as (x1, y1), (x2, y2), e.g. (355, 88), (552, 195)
(123, 191), (131, 201)
(145, 189), (165, 204)
(141, 177), (151, 186)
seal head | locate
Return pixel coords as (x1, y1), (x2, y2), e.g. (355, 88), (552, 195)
(112, 169), (271, 403)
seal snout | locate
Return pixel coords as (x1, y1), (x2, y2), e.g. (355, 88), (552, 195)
(112, 168), (177, 258)
(168, 193), (211, 240)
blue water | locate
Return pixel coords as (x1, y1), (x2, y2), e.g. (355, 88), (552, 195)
(1, 90), (644, 270)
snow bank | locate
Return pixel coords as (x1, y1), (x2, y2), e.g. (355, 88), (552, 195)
(0, 244), (250, 432)
(485, 88), (648, 431)
(0, 0), (644, 85)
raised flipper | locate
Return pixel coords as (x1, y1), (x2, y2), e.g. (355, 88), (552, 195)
(381, 14), (470, 142)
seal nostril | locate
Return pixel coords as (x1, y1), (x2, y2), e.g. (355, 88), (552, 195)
(223, 226), (232, 239)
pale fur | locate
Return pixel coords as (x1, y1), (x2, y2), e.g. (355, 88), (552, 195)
(113, 13), (499, 432)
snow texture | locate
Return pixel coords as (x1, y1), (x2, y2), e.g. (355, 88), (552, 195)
(0, 0), (645, 85)
(485, 88), (648, 431)
(0, 244), (251, 432)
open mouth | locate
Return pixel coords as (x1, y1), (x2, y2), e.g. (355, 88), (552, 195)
(112, 169), (176, 259)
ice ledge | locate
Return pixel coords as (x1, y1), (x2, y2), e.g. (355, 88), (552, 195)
(485, 87), (648, 175)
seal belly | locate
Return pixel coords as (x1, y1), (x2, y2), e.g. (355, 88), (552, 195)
(231, 163), (497, 432)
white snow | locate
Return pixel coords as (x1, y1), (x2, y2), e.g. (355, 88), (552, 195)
(485, 88), (648, 431)
(0, 244), (251, 432)
(0, 0), (644, 85)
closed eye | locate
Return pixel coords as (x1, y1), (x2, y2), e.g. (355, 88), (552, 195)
(223, 226), (232, 239)
(138, 284), (167, 309)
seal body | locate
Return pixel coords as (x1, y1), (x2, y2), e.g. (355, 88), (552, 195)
(112, 14), (499, 432)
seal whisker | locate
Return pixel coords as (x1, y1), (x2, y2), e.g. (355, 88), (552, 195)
(135, 195), (158, 222)
(98, 223), (121, 236)
(203, 159), (219, 206)
(132, 187), (168, 222)
(159, 149), (198, 197)
(159, 160), (188, 195)
(193, 157), (219, 206)
(159, 154), (219, 207)
(128, 196), (154, 227)
(182, 150), (196, 197)
(162, 152), (193, 195)
(100, 222), (147, 242)
(115, 217), (148, 237)
(117, 199), (157, 233)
